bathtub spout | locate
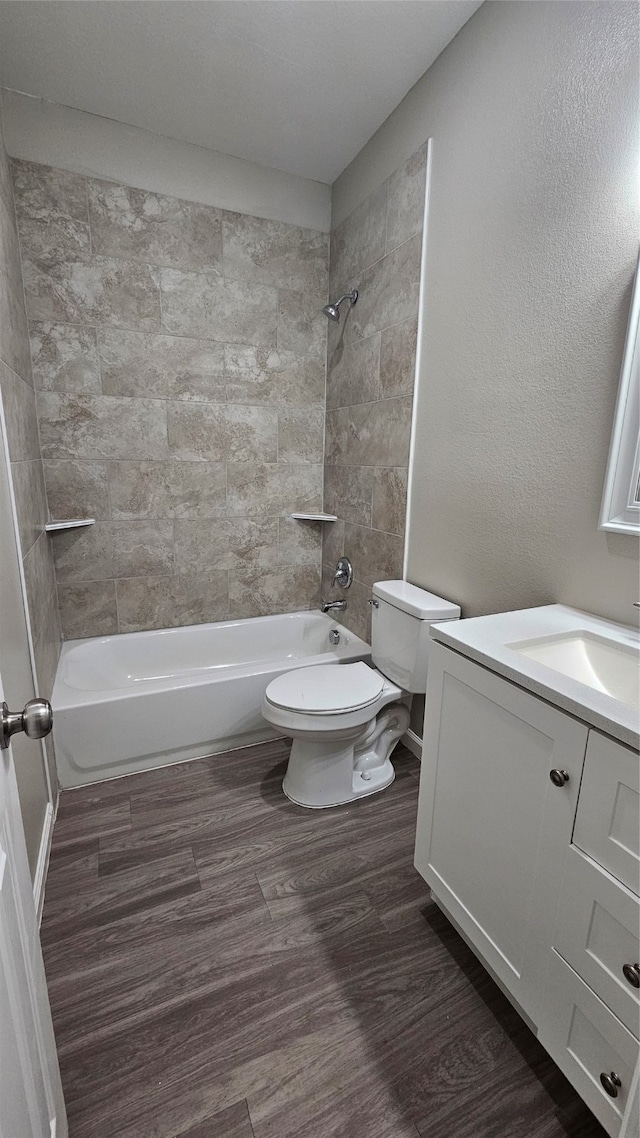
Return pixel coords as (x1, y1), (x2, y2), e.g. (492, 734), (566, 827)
(321, 600), (347, 614)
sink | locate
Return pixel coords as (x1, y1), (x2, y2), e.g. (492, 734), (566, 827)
(509, 631), (640, 709)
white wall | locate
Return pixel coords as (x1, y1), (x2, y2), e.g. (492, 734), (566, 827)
(1, 88), (331, 232)
(335, 0), (640, 626)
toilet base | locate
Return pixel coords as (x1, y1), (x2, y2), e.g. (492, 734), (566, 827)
(281, 702), (410, 809)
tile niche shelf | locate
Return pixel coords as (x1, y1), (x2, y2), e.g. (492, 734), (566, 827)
(290, 513), (338, 522)
(45, 519), (95, 533)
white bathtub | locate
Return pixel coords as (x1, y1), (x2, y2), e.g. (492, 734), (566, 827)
(52, 611), (371, 787)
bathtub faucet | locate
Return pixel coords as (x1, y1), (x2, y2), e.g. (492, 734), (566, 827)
(321, 599), (347, 614)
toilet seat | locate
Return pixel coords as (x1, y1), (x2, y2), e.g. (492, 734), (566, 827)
(265, 662), (384, 715)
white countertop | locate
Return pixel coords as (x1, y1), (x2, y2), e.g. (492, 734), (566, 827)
(430, 604), (640, 750)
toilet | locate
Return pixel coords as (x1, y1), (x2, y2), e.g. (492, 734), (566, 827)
(262, 581), (460, 808)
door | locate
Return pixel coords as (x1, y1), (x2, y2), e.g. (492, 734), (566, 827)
(414, 641), (589, 1024)
(0, 666), (67, 1137)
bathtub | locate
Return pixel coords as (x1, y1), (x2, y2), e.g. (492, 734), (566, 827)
(52, 611), (371, 787)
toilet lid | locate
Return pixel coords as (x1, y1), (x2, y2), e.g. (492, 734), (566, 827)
(265, 662), (384, 713)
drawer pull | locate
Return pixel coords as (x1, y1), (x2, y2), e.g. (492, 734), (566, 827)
(549, 769), (570, 787)
(622, 963), (640, 988)
(600, 1072), (622, 1098)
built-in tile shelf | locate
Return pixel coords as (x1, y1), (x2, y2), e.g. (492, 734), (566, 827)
(45, 519), (95, 533)
(290, 513), (338, 522)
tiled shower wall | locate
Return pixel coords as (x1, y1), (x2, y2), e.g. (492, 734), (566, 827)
(321, 144), (426, 641)
(11, 160), (329, 637)
(0, 132), (61, 692)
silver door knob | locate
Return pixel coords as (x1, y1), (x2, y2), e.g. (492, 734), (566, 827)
(549, 769), (570, 787)
(1, 699), (53, 750)
(600, 1072), (622, 1098)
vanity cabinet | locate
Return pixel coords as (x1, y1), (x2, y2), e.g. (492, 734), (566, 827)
(415, 640), (640, 1138)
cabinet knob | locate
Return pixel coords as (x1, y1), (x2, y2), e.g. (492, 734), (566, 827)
(622, 963), (640, 988)
(549, 769), (570, 787)
(600, 1072), (622, 1098)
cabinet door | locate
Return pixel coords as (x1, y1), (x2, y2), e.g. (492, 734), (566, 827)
(414, 642), (588, 1023)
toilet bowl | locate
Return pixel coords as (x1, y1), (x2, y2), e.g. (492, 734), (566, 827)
(262, 581), (460, 809)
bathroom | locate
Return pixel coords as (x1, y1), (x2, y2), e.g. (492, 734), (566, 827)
(0, 1), (638, 1135)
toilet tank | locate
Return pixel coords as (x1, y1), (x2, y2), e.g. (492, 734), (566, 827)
(370, 581), (460, 692)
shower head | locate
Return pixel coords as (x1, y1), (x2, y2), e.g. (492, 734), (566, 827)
(322, 289), (358, 322)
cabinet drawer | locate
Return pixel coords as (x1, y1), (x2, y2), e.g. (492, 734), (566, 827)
(574, 732), (639, 896)
(554, 846), (640, 1037)
(538, 950), (639, 1137)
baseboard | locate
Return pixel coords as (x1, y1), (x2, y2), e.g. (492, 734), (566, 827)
(402, 729), (422, 761)
(33, 800), (56, 924)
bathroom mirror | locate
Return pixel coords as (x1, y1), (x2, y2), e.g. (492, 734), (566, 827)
(599, 250), (640, 534)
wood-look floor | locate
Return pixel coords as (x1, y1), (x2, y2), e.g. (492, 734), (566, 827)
(41, 741), (607, 1138)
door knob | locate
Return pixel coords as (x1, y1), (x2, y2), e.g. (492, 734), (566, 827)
(600, 1072), (622, 1098)
(622, 963), (640, 988)
(549, 769), (570, 787)
(1, 699), (53, 750)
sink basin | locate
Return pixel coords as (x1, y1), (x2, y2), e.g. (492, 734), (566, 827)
(510, 631), (640, 709)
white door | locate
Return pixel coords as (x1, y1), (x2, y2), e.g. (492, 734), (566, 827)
(0, 667), (67, 1138)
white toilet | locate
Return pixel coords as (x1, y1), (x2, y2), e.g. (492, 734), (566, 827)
(262, 580), (460, 808)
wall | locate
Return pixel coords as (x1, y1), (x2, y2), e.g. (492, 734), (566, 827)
(1, 89), (331, 232)
(0, 110), (59, 873)
(320, 144), (427, 641)
(333, 0), (640, 629)
(12, 159), (328, 638)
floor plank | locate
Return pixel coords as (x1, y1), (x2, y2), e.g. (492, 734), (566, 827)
(41, 740), (607, 1138)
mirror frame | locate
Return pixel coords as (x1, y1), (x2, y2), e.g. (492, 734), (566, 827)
(599, 250), (640, 535)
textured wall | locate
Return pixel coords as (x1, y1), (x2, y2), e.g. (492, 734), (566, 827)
(334, 1), (640, 627)
(320, 145), (426, 641)
(0, 114), (59, 870)
(12, 159), (328, 638)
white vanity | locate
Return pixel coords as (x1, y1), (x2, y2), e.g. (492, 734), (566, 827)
(414, 605), (639, 1137)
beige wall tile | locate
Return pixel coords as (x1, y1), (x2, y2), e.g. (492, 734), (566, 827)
(223, 212), (328, 292)
(372, 468), (408, 536)
(174, 518), (279, 573)
(52, 520), (174, 583)
(0, 269), (32, 380)
(88, 180), (223, 272)
(320, 569), (371, 643)
(326, 332), (380, 408)
(224, 345), (325, 406)
(322, 519), (345, 568)
(277, 406), (324, 464)
(11, 160), (88, 223)
(43, 459), (110, 520)
(330, 182), (388, 293)
(17, 215), (91, 270)
(324, 464), (374, 527)
(343, 523), (404, 588)
(116, 571), (228, 633)
(168, 401), (277, 463)
(229, 564), (320, 618)
(385, 145), (427, 253)
(109, 460), (226, 519)
(29, 321), (101, 393)
(158, 267), (277, 346)
(57, 581), (118, 640)
(277, 517), (323, 567)
(0, 189), (23, 294)
(226, 462), (322, 516)
(277, 289), (327, 359)
(22, 256), (162, 329)
(11, 459), (48, 556)
(23, 530), (57, 634)
(32, 589), (62, 697)
(0, 362), (40, 460)
(345, 234), (422, 343)
(99, 327), (225, 402)
(379, 319), (418, 399)
(38, 392), (169, 461)
(325, 398), (412, 468)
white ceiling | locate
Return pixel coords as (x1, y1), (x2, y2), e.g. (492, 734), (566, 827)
(0, 1), (482, 184)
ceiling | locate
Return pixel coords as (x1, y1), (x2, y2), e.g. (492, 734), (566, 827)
(0, 1), (482, 184)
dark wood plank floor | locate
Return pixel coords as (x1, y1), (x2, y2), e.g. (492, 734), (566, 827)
(41, 741), (607, 1138)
